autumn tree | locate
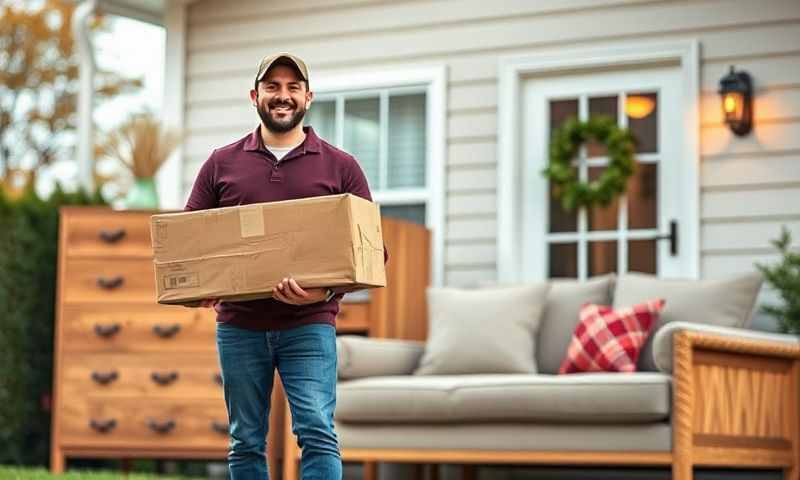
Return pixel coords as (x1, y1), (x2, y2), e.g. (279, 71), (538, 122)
(0, 0), (142, 196)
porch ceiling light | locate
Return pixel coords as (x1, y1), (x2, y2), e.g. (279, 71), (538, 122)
(718, 65), (753, 136)
(625, 95), (655, 119)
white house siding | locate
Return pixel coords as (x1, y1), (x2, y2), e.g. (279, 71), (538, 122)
(181, 0), (800, 304)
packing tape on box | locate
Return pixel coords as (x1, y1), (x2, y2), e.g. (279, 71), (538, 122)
(239, 205), (265, 238)
(357, 224), (383, 281)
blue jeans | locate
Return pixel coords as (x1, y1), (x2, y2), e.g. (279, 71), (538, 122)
(216, 321), (342, 480)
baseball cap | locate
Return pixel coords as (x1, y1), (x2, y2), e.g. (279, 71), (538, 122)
(255, 52), (310, 86)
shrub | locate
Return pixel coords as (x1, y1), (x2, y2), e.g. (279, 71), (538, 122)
(0, 185), (105, 466)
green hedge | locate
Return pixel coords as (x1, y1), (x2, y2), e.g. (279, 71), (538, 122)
(0, 465), (203, 479)
(0, 186), (106, 466)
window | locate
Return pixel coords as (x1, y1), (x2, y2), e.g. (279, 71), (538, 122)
(304, 87), (428, 225)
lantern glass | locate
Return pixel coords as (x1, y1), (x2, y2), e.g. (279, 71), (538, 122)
(722, 91), (744, 123)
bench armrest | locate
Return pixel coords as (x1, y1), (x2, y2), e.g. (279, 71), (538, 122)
(337, 336), (425, 380)
(651, 321), (798, 373)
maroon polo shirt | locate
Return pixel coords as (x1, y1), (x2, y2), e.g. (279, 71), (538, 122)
(184, 125), (388, 331)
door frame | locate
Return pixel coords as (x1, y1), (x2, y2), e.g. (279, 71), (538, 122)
(497, 39), (700, 282)
(523, 67), (682, 280)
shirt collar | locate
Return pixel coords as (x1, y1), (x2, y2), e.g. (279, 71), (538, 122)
(243, 125), (321, 155)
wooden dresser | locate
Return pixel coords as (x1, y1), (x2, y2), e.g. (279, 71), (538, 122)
(51, 207), (430, 476)
(50, 207), (230, 473)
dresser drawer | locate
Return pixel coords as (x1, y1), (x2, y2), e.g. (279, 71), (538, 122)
(62, 258), (157, 303)
(336, 303), (369, 333)
(59, 397), (229, 450)
(60, 304), (217, 353)
(59, 353), (223, 400)
(62, 208), (154, 258)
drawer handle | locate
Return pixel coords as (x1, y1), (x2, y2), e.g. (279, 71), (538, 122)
(97, 276), (124, 290)
(211, 420), (229, 434)
(152, 323), (181, 338)
(99, 228), (126, 244)
(89, 418), (117, 433)
(151, 371), (179, 386)
(213, 372), (223, 386)
(147, 418), (176, 434)
(94, 323), (121, 338)
(91, 370), (119, 385)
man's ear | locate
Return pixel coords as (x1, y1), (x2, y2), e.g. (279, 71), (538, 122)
(249, 89), (258, 107)
(305, 90), (314, 108)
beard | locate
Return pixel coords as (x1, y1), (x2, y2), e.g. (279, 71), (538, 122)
(256, 96), (307, 134)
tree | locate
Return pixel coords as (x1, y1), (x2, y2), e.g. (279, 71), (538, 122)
(0, 0), (142, 196)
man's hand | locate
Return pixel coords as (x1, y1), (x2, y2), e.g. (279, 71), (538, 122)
(273, 277), (327, 305)
(199, 299), (219, 308)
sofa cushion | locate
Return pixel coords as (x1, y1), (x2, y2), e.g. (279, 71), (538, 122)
(414, 284), (550, 375)
(613, 272), (763, 371)
(537, 274), (616, 374)
(337, 336), (426, 380)
(559, 299), (664, 374)
(336, 373), (670, 424)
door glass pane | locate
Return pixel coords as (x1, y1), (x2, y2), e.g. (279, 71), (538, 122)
(588, 240), (617, 276)
(550, 98), (579, 131)
(549, 180), (577, 233)
(549, 99), (579, 233)
(305, 100), (335, 144)
(380, 204), (426, 225)
(629, 239), (657, 274)
(549, 243), (577, 278)
(626, 92), (658, 154)
(388, 93), (426, 189)
(587, 95), (618, 158)
(587, 166), (618, 231)
(628, 163), (658, 230)
(344, 97), (380, 188)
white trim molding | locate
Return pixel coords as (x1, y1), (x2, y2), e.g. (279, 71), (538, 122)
(72, 0), (98, 193)
(97, 0), (163, 25)
(312, 64), (448, 287)
(96, 0), (200, 26)
(497, 39), (700, 282)
(156, 0), (187, 210)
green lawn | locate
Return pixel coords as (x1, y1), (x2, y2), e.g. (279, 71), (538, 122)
(0, 466), (206, 479)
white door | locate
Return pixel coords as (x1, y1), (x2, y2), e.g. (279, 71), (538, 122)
(522, 66), (692, 281)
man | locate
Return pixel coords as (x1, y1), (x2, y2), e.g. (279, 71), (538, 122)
(184, 52), (387, 480)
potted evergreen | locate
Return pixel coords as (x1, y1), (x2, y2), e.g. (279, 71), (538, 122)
(756, 226), (800, 334)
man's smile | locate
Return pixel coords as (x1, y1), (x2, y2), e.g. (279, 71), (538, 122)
(270, 103), (295, 115)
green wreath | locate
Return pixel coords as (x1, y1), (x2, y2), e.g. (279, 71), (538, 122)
(543, 115), (637, 211)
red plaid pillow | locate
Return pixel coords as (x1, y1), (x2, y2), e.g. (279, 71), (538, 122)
(558, 299), (665, 374)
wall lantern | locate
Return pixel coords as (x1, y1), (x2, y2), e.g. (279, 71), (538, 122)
(718, 65), (753, 136)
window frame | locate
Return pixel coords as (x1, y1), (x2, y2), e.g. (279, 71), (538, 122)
(310, 85), (428, 200)
(308, 65), (447, 286)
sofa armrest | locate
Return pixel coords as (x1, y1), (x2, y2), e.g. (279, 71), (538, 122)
(337, 336), (426, 380)
(651, 321), (799, 373)
(668, 325), (800, 477)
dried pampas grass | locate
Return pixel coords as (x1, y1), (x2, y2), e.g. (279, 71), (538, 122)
(99, 112), (182, 178)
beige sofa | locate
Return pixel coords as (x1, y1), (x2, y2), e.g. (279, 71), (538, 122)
(290, 274), (800, 480)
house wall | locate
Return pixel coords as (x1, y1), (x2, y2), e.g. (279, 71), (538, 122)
(181, 0), (799, 300)
(180, 2), (799, 477)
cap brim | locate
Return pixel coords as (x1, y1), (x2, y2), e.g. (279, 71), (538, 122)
(257, 55), (308, 82)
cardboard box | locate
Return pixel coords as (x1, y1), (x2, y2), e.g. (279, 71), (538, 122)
(150, 193), (386, 305)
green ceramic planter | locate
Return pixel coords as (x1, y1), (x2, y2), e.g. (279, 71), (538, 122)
(125, 177), (159, 209)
